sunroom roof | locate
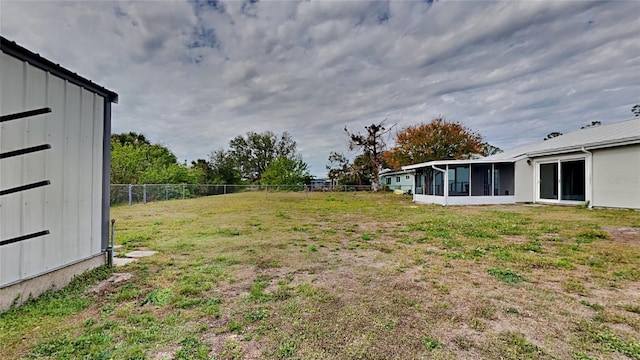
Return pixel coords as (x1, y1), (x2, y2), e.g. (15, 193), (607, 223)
(402, 158), (514, 171)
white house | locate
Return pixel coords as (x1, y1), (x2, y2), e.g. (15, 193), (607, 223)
(403, 118), (640, 209)
(0, 37), (118, 310)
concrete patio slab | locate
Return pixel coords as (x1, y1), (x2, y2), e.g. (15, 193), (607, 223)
(114, 258), (138, 266)
(125, 250), (158, 258)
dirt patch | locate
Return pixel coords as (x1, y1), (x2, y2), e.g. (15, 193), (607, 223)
(204, 332), (262, 359)
(604, 227), (640, 244)
(501, 235), (529, 244)
(150, 347), (179, 360)
(87, 272), (132, 295)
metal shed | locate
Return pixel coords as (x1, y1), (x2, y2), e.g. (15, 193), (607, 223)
(0, 37), (118, 310)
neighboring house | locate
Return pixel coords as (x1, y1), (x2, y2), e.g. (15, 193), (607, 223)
(0, 37), (118, 311)
(403, 118), (640, 209)
(380, 169), (414, 193)
(309, 178), (332, 190)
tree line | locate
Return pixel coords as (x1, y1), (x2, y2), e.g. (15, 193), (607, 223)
(111, 118), (500, 189)
(116, 105), (639, 189)
(110, 130), (311, 186)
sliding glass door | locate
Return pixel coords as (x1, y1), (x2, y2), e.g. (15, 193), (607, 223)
(539, 163), (558, 200)
(561, 160), (585, 201)
(538, 159), (585, 202)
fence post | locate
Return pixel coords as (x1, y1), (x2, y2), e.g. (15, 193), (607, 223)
(143, 184), (147, 204)
(224, 185), (227, 196)
(165, 185), (168, 201)
(182, 184), (185, 199)
(128, 184), (132, 206)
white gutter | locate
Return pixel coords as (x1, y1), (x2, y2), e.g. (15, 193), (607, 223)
(580, 147), (593, 209)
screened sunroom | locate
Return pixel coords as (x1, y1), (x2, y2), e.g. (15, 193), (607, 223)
(403, 160), (515, 206)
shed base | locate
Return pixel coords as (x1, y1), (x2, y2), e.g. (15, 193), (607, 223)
(0, 253), (105, 312)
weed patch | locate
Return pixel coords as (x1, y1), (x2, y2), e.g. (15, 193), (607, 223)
(576, 230), (608, 244)
(175, 336), (210, 360)
(278, 338), (298, 358)
(141, 288), (172, 306)
(489, 331), (549, 359)
(487, 268), (524, 283)
(422, 336), (442, 350)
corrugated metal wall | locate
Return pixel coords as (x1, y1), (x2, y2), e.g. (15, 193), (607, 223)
(0, 52), (105, 287)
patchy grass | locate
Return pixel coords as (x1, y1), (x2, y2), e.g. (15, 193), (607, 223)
(1, 192), (639, 359)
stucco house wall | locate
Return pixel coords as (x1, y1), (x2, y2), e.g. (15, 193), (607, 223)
(591, 144), (640, 209)
(514, 159), (533, 203)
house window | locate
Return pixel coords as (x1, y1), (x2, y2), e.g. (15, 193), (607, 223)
(448, 165), (470, 196)
(494, 163), (515, 196)
(386, 177), (391, 185)
(561, 160), (585, 201)
(425, 168), (434, 195)
(406, 175), (410, 179)
(423, 168), (443, 196)
(539, 159), (585, 201)
(415, 171), (424, 194)
(471, 164), (492, 196)
(540, 163), (558, 199)
(396, 176), (400, 183)
(433, 171), (444, 196)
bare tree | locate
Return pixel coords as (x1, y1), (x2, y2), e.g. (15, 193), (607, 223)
(344, 120), (393, 191)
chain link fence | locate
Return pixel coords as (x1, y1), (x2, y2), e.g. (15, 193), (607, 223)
(110, 184), (414, 205)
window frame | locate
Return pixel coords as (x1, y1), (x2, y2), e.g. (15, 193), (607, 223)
(535, 156), (588, 204)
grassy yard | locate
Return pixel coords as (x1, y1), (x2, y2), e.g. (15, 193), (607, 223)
(1, 192), (639, 359)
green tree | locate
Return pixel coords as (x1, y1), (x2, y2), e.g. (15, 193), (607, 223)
(260, 156), (311, 188)
(110, 133), (196, 184)
(350, 154), (374, 186)
(208, 149), (243, 184)
(326, 151), (351, 186)
(344, 121), (393, 191)
(482, 142), (503, 156)
(111, 131), (150, 147)
(383, 118), (485, 169)
(190, 159), (215, 184)
(228, 131), (298, 182)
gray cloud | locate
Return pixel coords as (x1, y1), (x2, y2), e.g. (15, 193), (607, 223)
(2, 0), (638, 176)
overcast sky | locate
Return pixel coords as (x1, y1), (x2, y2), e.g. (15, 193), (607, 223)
(2, 0), (639, 176)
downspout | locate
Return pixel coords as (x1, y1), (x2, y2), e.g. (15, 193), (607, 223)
(431, 165), (447, 205)
(580, 147), (593, 208)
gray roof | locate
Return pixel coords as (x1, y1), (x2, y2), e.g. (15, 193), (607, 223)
(402, 118), (640, 171)
(486, 117), (640, 160)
